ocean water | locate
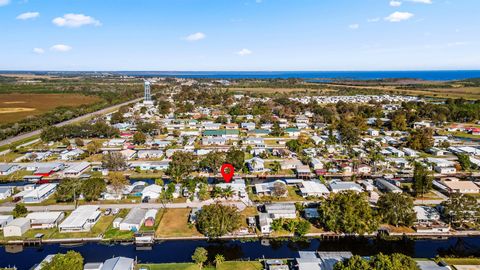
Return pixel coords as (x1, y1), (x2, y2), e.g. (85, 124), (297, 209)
(114, 70), (480, 81)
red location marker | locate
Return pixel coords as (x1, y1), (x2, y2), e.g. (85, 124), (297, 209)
(220, 163), (235, 183)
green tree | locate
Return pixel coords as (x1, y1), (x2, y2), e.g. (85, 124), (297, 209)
(334, 255), (370, 270)
(413, 163), (433, 197)
(457, 154), (471, 171)
(377, 193), (416, 227)
(407, 128), (434, 151)
(102, 152), (127, 171)
(441, 193), (479, 228)
(295, 220), (311, 236)
(166, 151), (197, 182)
(86, 139), (102, 155)
(391, 113), (408, 131)
(132, 131), (147, 145)
(13, 203), (28, 218)
(55, 178), (82, 202)
(196, 203), (241, 238)
(226, 148), (245, 171)
(199, 151), (226, 174)
(191, 247), (208, 269)
(81, 178), (106, 201)
(108, 172), (129, 195)
(318, 191), (378, 234)
(214, 254), (225, 267)
(41, 251), (84, 270)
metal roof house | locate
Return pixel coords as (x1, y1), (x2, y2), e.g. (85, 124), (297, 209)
(59, 205), (101, 232)
(100, 256), (134, 270)
(23, 183), (57, 204)
(26, 211), (65, 229)
(119, 208), (148, 232)
(295, 251), (353, 270)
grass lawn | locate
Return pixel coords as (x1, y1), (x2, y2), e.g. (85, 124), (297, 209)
(137, 261), (262, 270)
(155, 208), (202, 238)
(51, 215), (114, 239)
(137, 263), (207, 270)
(240, 207), (258, 228)
(439, 257), (480, 265)
(0, 169), (32, 182)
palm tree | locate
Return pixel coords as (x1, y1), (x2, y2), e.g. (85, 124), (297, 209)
(223, 186), (234, 199)
(271, 161), (281, 174)
(214, 254), (225, 267)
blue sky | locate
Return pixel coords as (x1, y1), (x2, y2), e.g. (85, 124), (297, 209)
(0, 0), (479, 71)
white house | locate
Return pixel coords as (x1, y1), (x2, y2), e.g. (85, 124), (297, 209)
(63, 162), (90, 178)
(0, 187), (13, 200)
(246, 157), (265, 173)
(26, 211), (65, 229)
(59, 205), (101, 232)
(0, 215), (13, 230)
(119, 208), (148, 232)
(0, 164), (20, 176)
(299, 181), (330, 197)
(141, 184), (163, 200)
(3, 218), (30, 237)
(23, 184), (57, 204)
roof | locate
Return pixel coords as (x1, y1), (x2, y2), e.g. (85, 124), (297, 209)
(6, 217), (30, 227)
(416, 261), (450, 270)
(442, 180), (479, 191)
(64, 162), (90, 174)
(26, 211), (63, 224)
(122, 208), (148, 225)
(101, 257), (134, 270)
(24, 184), (57, 200)
(59, 205), (100, 229)
(300, 181), (330, 194)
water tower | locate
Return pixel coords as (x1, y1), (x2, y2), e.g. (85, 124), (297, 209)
(143, 80), (153, 105)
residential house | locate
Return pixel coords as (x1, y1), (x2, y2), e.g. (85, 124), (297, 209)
(119, 208), (148, 232)
(59, 205), (101, 232)
(299, 181), (330, 197)
(26, 211), (65, 229)
(3, 218), (30, 237)
(0, 164), (20, 176)
(23, 184), (57, 204)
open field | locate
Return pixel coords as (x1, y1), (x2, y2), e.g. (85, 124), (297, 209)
(0, 93), (101, 124)
(155, 208), (202, 238)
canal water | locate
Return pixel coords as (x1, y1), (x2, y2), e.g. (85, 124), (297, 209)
(2, 237), (480, 270)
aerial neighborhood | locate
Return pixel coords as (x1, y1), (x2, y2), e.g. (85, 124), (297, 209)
(0, 77), (480, 270)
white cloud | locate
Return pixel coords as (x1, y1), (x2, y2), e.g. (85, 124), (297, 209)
(185, 32), (206, 41)
(390, 1), (402, 7)
(407, 0), (432, 4)
(0, 0), (10, 7)
(236, 48), (252, 56)
(367, 18), (381, 23)
(33, 48), (44, 54)
(16, 12), (40, 20)
(52, 13), (101, 28)
(50, 44), (72, 52)
(385, 11), (414, 22)
(349, 24), (360, 30)
(447, 41), (468, 47)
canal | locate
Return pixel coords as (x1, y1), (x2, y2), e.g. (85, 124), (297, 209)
(2, 237), (480, 270)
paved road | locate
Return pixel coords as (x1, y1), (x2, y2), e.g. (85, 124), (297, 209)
(0, 199), (247, 213)
(0, 97), (143, 148)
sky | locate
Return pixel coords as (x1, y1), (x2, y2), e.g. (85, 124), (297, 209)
(0, 0), (479, 71)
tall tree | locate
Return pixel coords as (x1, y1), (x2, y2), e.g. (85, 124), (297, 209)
(412, 163), (433, 197)
(166, 151), (197, 182)
(226, 148), (245, 171)
(102, 152), (127, 171)
(196, 203), (241, 238)
(191, 247), (208, 269)
(441, 193), (479, 228)
(81, 178), (106, 201)
(377, 193), (416, 227)
(13, 203), (28, 218)
(41, 251), (84, 270)
(55, 178), (82, 202)
(108, 172), (129, 195)
(132, 131), (147, 145)
(318, 191), (378, 234)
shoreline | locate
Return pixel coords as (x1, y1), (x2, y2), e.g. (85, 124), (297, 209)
(2, 230), (480, 245)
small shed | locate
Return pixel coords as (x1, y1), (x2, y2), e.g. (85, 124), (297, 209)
(113, 217), (123, 229)
(4, 218), (31, 237)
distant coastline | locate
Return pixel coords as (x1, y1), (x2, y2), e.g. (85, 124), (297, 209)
(2, 70), (480, 81)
